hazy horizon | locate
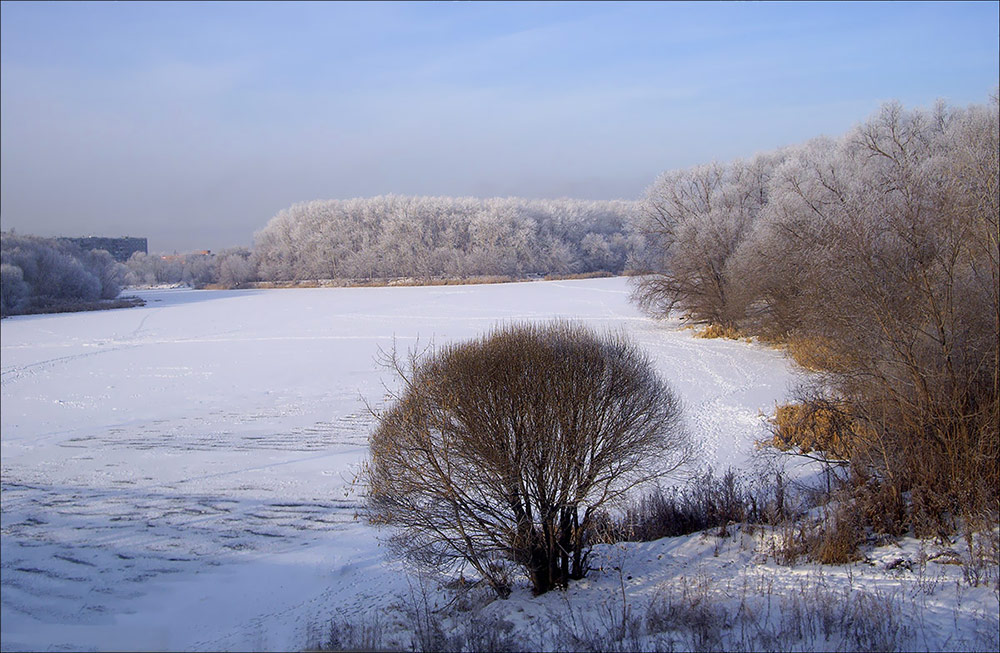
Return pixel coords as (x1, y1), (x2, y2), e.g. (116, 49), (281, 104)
(2, 1), (998, 253)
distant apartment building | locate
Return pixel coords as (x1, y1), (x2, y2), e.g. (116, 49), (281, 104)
(62, 236), (148, 262)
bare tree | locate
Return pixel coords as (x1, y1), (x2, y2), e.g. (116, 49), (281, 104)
(364, 322), (690, 597)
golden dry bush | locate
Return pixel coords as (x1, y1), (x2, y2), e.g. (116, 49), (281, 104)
(811, 504), (864, 564)
(767, 401), (865, 460)
(783, 336), (856, 374)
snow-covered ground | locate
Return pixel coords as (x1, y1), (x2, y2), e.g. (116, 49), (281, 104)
(1, 278), (996, 651)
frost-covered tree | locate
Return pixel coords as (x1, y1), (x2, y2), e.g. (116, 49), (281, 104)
(749, 100), (998, 520)
(125, 249), (245, 288)
(215, 248), (257, 288)
(0, 232), (128, 315)
(181, 253), (216, 287)
(1, 263), (30, 315)
(631, 153), (786, 326)
(83, 249), (126, 299)
(633, 97), (998, 530)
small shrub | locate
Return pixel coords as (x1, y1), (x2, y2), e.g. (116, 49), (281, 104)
(772, 498), (864, 566)
(811, 503), (864, 564)
(614, 467), (780, 542)
(852, 473), (909, 537)
(307, 613), (384, 651)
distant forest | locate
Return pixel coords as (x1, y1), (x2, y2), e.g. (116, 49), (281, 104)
(0, 196), (639, 315)
(253, 196), (637, 281)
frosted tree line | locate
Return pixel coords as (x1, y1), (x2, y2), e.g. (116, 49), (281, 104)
(124, 248), (254, 289)
(116, 197), (636, 288)
(1, 235), (255, 315)
(632, 96), (999, 532)
(252, 196), (637, 281)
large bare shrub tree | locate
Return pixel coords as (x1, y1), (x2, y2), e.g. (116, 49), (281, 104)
(365, 322), (690, 597)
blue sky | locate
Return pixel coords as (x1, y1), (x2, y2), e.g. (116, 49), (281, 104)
(2, 1), (997, 252)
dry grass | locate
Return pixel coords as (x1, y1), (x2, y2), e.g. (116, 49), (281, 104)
(304, 559), (959, 652)
(612, 468), (780, 542)
(247, 275), (524, 290)
(765, 401), (865, 461)
(543, 271), (614, 281)
(5, 295), (146, 317)
(784, 335), (855, 373)
(201, 282), (246, 290)
(693, 323), (746, 340)
(770, 504), (863, 566)
(811, 504), (865, 564)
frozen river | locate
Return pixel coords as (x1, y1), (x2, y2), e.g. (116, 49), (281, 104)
(1, 278), (799, 651)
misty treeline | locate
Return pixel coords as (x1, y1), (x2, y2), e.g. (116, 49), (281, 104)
(0, 233), (255, 315)
(124, 248), (255, 289)
(3, 195), (637, 311)
(1, 233), (128, 316)
(632, 96), (999, 532)
(120, 197), (638, 288)
(253, 196), (637, 281)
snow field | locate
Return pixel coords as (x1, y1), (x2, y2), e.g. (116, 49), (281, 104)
(2, 277), (994, 651)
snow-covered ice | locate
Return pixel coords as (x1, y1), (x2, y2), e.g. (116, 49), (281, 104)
(2, 278), (994, 651)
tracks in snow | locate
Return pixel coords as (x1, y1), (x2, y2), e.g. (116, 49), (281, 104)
(58, 410), (373, 453)
(0, 402), (375, 630)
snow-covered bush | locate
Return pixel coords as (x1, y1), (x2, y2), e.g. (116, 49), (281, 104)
(215, 248), (256, 287)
